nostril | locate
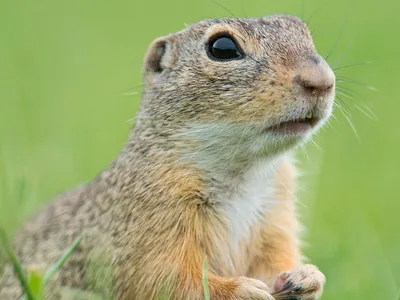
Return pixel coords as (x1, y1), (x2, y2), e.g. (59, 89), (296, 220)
(301, 79), (333, 93)
(295, 62), (335, 95)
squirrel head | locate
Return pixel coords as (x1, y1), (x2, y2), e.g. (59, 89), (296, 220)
(138, 15), (335, 166)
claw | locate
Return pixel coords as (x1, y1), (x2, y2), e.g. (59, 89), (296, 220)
(275, 279), (294, 293)
(273, 281), (304, 298)
(292, 284), (303, 292)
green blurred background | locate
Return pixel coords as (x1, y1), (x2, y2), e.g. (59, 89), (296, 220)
(0, 0), (398, 299)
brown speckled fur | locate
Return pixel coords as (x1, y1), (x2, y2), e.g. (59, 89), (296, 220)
(0, 14), (334, 300)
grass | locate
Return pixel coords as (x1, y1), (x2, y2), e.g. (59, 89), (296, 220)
(0, 0), (399, 299)
(0, 230), (82, 300)
(0, 230), (35, 300)
(202, 257), (210, 300)
(1, 232), (209, 299)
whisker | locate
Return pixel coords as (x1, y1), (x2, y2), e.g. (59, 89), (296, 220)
(325, 29), (343, 62)
(323, 118), (338, 134)
(336, 91), (355, 101)
(336, 83), (359, 92)
(300, 144), (309, 161)
(310, 29), (318, 38)
(309, 137), (322, 152)
(240, 1), (248, 18)
(211, 0), (246, 37)
(301, 0), (306, 21)
(363, 105), (378, 120)
(211, 0), (265, 65)
(336, 88), (372, 116)
(335, 97), (352, 112)
(329, 112), (339, 122)
(125, 116), (137, 124)
(333, 61), (372, 71)
(336, 86), (378, 121)
(336, 77), (377, 91)
(119, 84), (145, 93)
(122, 92), (139, 96)
(336, 86), (360, 99)
(331, 41), (353, 69)
(334, 101), (361, 142)
(354, 104), (378, 121)
(305, 8), (317, 27)
(343, 113), (361, 142)
(335, 97), (353, 115)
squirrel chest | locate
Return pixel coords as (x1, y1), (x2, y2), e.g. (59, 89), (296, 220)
(214, 157), (282, 275)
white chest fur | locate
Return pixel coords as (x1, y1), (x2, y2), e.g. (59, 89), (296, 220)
(220, 158), (279, 251)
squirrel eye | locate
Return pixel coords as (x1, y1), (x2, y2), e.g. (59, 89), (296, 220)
(208, 36), (243, 60)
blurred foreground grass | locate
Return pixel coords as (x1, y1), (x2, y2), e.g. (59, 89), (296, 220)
(0, 229), (82, 300)
(1, 0), (399, 299)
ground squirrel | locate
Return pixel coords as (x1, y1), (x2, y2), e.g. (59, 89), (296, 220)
(0, 14), (335, 300)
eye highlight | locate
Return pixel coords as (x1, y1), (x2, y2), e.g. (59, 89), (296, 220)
(207, 35), (244, 60)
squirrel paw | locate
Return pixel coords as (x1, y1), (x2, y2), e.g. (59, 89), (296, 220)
(234, 276), (275, 299)
(272, 264), (325, 300)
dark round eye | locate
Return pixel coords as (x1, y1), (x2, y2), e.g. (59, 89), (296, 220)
(208, 36), (243, 60)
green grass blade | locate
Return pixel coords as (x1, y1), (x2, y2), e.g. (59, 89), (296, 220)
(202, 256), (210, 300)
(0, 229), (35, 300)
(26, 268), (45, 299)
(43, 235), (83, 284)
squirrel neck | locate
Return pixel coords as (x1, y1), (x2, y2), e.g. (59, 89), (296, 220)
(109, 112), (287, 196)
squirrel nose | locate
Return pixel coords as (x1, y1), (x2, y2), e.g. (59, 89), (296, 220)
(295, 56), (335, 96)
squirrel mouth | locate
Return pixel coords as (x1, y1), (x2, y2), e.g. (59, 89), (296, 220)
(267, 113), (320, 135)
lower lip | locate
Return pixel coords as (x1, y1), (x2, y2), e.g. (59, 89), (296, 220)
(267, 120), (314, 135)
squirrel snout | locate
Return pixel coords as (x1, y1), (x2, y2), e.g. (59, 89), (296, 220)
(294, 56), (335, 96)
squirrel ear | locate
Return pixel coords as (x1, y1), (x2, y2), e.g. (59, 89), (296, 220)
(144, 35), (177, 74)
